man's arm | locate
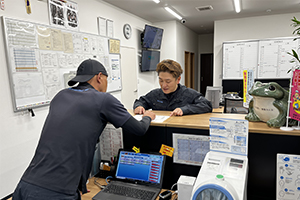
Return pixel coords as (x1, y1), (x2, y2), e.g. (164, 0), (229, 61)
(133, 97), (148, 110)
(122, 111), (156, 136)
(133, 90), (157, 111)
(180, 95), (213, 115)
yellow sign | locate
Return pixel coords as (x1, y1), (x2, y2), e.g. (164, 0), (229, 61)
(132, 146), (140, 153)
(159, 144), (174, 157)
(243, 70), (247, 103)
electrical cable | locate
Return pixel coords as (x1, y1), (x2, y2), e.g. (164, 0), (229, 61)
(105, 176), (113, 184)
(170, 183), (177, 191)
(94, 177), (106, 189)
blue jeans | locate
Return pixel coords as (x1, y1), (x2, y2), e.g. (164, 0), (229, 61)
(12, 180), (81, 200)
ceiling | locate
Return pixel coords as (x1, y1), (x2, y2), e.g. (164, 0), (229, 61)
(101, 0), (300, 35)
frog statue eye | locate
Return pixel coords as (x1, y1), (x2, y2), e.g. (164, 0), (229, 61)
(269, 85), (276, 91)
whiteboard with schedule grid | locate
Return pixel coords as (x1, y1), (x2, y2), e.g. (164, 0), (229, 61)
(223, 37), (299, 80)
(2, 16), (121, 112)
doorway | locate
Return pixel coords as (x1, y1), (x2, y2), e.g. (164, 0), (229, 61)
(120, 46), (138, 109)
(184, 51), (195, 89)
(200, 53), (213, 95)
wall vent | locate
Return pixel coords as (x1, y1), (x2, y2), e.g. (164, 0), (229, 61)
(196, 5), (213, 11)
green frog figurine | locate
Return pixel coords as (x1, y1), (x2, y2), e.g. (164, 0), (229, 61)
(245, 81), (289, 128)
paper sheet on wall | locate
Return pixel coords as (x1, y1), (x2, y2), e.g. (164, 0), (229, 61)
(49, 0), (79, 31)
(99, 123), (123, 161)
(106, 19), (114, 38)
(98, 17), (107, 36)
(6, 19), (37, 47)
(37, 26), (52, 50)
(172, 133), (210, 166)
(277, 153), (300, 199)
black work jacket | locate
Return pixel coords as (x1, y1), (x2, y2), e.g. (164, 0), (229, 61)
(133, 84), (212, 115)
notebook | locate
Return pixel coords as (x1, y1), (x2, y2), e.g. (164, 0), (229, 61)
(92, 149), (166, 200)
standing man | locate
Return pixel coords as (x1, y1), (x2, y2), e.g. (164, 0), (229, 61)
(12, 59), (155, 200)
(134, 59), (212, 116)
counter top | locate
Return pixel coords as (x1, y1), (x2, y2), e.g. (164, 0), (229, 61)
(128, 110), (300, 136)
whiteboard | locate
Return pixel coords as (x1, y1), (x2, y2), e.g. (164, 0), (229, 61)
(258, 37), (298, 79)
(2, 16), (122, 112)
(223, 40), (258, 79)
(223, 37), (300, 80)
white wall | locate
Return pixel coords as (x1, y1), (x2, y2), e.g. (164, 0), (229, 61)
(153, 20), (198, 86)
(0, 0), (199, 198)
(198, 34), (213, 54)
(176, 21), (199, 85)
(214, 12), (300, 87)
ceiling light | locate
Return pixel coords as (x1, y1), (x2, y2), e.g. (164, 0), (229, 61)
(233, 0), (241, 13)
(164, 6), (183, 20)
(152, 0), (160, 3)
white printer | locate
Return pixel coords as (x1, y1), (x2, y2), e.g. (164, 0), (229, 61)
(190, 117), (249, 200)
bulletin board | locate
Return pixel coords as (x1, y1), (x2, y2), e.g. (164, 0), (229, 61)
(223, 37), (300, 80)
(2, 16), (122, 112)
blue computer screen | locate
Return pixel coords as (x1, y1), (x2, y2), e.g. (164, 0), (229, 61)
(115, 151), (164, 184)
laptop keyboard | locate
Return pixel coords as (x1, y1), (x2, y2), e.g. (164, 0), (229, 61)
(102, 184), (156, 200)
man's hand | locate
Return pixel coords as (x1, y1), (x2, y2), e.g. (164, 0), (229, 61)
(134, 106), (145, 114)
(170, 108), (183, 116)
(143, 110), (156, 121)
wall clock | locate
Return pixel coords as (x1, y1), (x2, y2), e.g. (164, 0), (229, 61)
(123, 24), (132, 39)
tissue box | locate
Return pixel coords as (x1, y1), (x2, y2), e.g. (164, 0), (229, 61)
(177, 175), (196, 200)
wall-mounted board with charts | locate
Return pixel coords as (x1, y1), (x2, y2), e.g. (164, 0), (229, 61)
(223, 40), (259, 80)
(258, 38), (298, 79)
(223, 37), (300, 80)
(2, 16), (122, 112)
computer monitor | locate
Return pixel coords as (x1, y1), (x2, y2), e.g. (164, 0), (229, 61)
(140, 50), (160, 72)
(224, 97), (248, 114)
(142, 24), (164, 49)
(205, 86), (222, 108)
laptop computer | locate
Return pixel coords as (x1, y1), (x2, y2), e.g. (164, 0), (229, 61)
(92, 149), (166, 200)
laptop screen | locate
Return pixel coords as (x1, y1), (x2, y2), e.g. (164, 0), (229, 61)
(115, 150), (165, 185)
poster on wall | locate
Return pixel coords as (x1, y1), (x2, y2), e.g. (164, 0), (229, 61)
(48, 0), (79, 31)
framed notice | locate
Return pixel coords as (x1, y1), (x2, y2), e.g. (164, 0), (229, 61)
(109, 39), (120, 54)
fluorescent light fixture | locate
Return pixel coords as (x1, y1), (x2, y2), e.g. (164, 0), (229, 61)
(152, 0), (160, 3)
(233, 0), (241, 13)
(164, 6), (182, 20)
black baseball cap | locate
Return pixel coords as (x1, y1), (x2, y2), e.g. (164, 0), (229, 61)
(68, 59), (108, 86)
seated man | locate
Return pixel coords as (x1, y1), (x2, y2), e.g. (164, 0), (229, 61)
(133, 59), (212, 116)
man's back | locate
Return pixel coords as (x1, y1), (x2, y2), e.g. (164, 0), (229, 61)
(21, 83), (131, 195)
